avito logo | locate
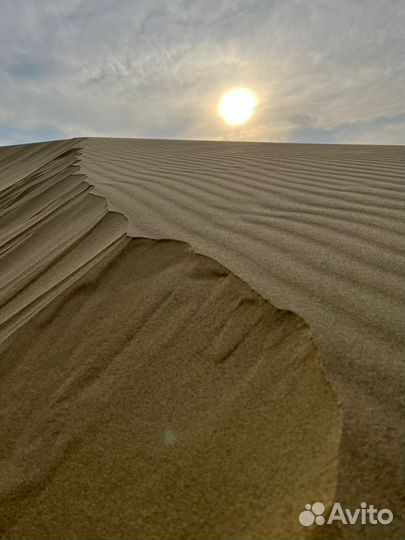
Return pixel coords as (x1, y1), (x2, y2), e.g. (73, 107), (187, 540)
(299, 501), (393, 527)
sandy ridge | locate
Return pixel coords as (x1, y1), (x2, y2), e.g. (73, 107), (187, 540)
(0, 140), (128, 342)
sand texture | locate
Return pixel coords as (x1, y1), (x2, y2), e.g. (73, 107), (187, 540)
(0, 138), (403, 539)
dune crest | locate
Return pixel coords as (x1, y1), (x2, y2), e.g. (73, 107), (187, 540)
(0, 140), (127, 342)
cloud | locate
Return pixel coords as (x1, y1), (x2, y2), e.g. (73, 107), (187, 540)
(292, 113), (405, 145)
(0, 0), (404, 145)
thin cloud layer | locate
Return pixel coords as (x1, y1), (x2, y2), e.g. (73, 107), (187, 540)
(0, 0), (404, 145)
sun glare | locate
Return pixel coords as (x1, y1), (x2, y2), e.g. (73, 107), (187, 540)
(218, 88), (257, 126)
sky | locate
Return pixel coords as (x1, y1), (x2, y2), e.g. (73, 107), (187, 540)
(0, 0), (404, 146)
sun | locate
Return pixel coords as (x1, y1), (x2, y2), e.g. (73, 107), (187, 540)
(218, 88), (257, 126)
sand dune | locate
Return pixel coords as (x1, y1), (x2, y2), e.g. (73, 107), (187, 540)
(0, 137), (403, 539)
(81, 138), (404, 539)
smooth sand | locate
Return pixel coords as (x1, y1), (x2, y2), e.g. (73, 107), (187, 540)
(0, 137), (403, 539)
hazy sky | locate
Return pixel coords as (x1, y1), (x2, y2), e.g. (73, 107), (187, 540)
(0, 0), (404, 146)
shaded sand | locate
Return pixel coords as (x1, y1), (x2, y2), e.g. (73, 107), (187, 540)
(0, 236), (341, 539)
(0, 138), (403, 538)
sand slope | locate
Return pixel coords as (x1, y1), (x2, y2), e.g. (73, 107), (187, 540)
(0, 137), (403, 539)
(0, 234), (342, 539)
